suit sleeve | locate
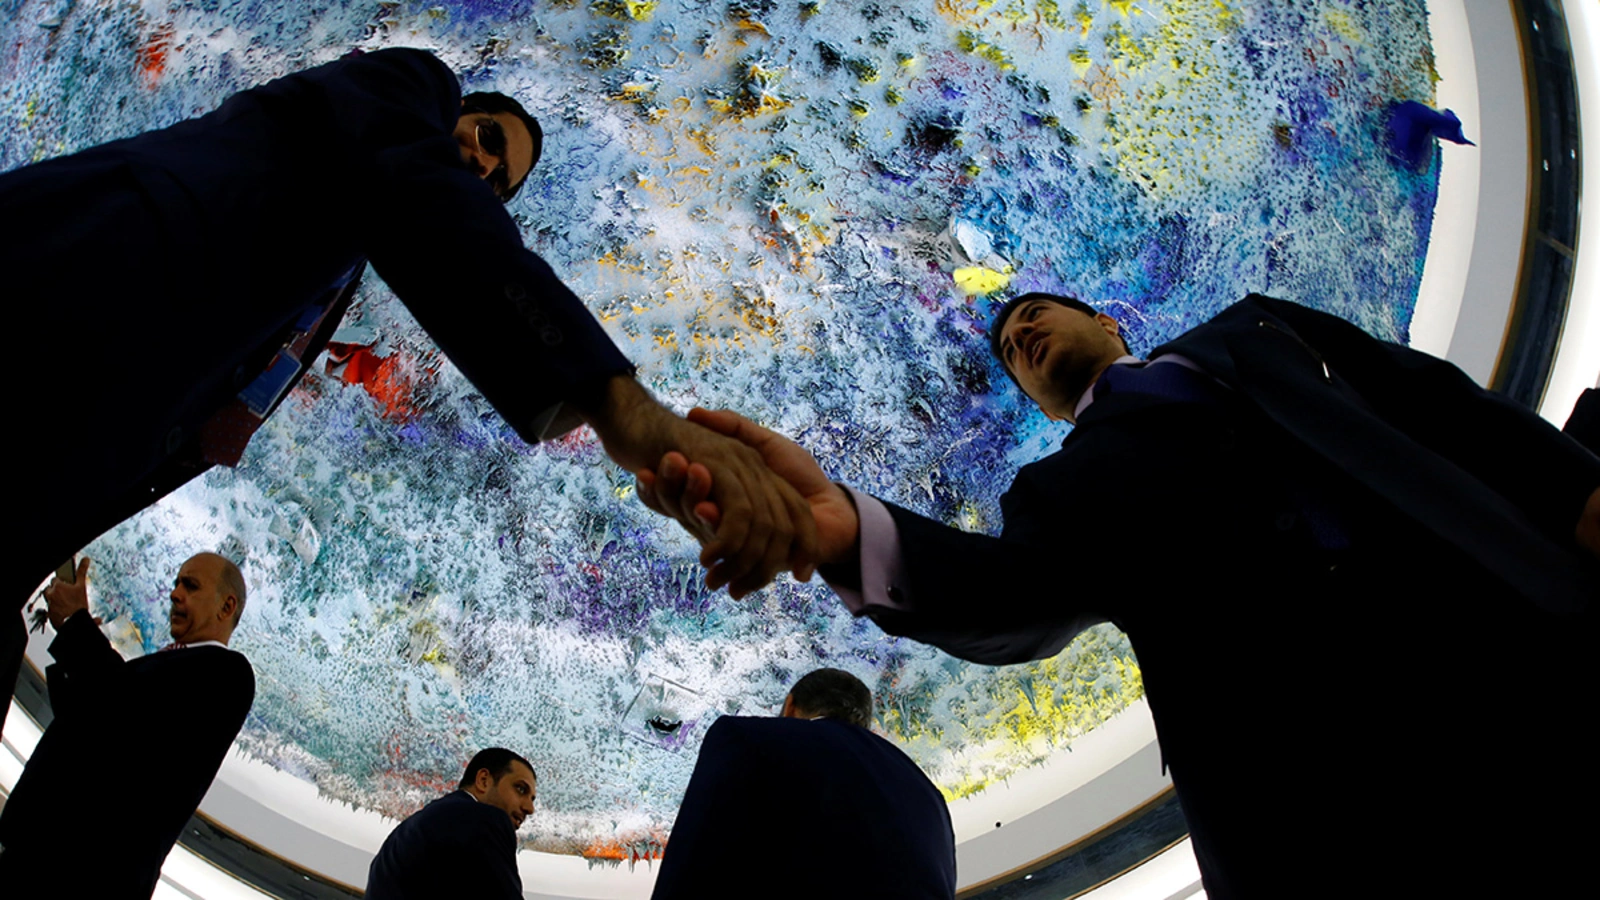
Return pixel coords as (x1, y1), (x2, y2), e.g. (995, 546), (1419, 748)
(311, 48), (633, 442)
(1257, 296), (1600, 547)
(652, 719), (755, 900)
(44, 610), (130, 715)
(863, 477), (1106, 666)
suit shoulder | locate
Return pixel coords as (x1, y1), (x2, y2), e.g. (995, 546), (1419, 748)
(1233, 293), (1339, 327)
(359, 47), (457, 84)
(144, 647), (256, 697)
(305, 48), (461, 117)
(699, 715), (768, 749)
(1238, 292), (1294, 311)
(186, 646), (254, 675)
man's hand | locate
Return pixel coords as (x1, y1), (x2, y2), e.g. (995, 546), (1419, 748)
(636, 409), (862, 594)
(577, 376), (818, 598)
(44, 557), (92, 630)
(1577, 487), (1600, 560)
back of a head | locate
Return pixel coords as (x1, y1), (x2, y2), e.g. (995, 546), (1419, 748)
(460, 90), (543, 198)
(213, 554), (247, 628)
(788, 668), (873, 728)
(458, 747), (536, 790)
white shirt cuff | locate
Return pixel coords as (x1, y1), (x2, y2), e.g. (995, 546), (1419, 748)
(829, 485), (912, 615)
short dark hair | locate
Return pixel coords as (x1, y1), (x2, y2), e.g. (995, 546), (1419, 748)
(460, 91), (543, 201)
(459, 747), (536, 791)
(987, 292), (1130, 388)
(789, 668), (873, 729)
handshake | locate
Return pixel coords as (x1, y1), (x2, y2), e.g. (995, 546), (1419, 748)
(635, 408), (864, 597)
(582, 375), (857, 598)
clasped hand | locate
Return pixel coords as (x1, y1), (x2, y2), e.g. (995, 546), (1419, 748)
(581, 378), (822, 598)
(634, 408), (862, 597)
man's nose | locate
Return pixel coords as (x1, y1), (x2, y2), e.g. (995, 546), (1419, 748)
(470, 148), (499, 179)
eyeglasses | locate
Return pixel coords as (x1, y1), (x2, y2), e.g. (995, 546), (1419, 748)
(468, 112), (511, 199)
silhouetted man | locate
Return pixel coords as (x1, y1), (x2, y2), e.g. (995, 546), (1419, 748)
(652, 668), (955, 900)
(366, 748), (537, 900)
(643, 293), (1599, 898)
(2, 46), (817, 733)
(0, 553), (255, 897)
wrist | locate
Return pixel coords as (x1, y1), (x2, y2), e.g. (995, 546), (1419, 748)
(49, 605), (92, 632)
(574, 375), (653, 435)
(816, 482), (863, 576)
(574, 375), (679, 473)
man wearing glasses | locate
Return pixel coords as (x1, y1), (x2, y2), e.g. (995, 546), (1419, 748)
(1, 47), (816, 729)
(454, 92), (542, 203)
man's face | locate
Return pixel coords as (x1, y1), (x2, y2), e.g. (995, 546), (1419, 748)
(169, 554), (236, 644)
(453, 109), (536, 200)
(478, 761), (537, 828)
(996, 299), (1127, 422)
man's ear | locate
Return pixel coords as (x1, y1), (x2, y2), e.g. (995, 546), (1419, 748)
(779, 694), (796, 718)
(220, 594), (237, 621)
(1095, 312), (1120, 338)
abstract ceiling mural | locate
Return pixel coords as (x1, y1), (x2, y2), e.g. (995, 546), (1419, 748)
(3, 0), (1439, 861)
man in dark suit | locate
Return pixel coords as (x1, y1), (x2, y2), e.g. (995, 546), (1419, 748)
(642, 294), (1599, 897)
(0, 552), (255, 897)
(366, 747), (536, 900)
(2, 46), (817, 729)
(652, 668), (956, 900)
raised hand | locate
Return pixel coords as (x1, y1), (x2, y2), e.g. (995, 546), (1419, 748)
(637, 409), (862, 595)
(43, 557), (93, 630)
(577, 376), (818, 598)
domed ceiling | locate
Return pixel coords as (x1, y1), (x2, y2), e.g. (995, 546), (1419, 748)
(4, 0), (1438, 863)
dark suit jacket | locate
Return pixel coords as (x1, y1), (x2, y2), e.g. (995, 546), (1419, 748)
(863, 296), (1598, 897)
(366, 790), (522, 900)
(0, 611), (255, 897)
(3, 47), (632, 607)
(1566, 387), (1600, 454)
(651, 716), (956, 900)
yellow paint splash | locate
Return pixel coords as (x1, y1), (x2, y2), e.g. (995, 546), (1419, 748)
(880, 626), (1146, 801)
(953, 265), (1012, 295)
(590, 0), (658, 20)
(955, 30), (1014, 70)
(1093, 0), (1269, 206)
(1325, 8), (1363, 43)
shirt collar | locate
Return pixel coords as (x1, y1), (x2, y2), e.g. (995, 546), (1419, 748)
(1074, 355), (1143, 420)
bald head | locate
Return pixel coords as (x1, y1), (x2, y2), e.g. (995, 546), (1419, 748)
(206, 554), (248, 626)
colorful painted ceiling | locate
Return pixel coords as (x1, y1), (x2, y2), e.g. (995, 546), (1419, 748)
(3, 0), (1439, 859)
